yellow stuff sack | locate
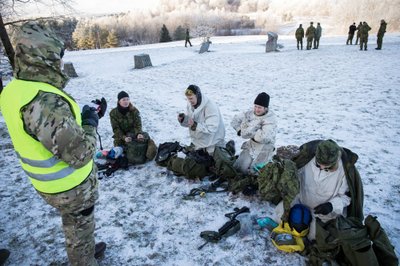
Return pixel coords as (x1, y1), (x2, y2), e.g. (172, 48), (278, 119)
(270, 222), (307, 253)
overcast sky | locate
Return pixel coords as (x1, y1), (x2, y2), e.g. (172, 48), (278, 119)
(74, 0), (159, 14)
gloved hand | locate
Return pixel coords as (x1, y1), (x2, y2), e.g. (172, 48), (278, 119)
(91, 97), (107, 119)
(314, 202), (333, 215)
(242, 184), (258, 196)
(237, 130), (241, 136)
(178, 113), (185, 123)
(81, 105), (99, 127)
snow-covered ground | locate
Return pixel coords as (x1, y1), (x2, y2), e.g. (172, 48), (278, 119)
(1, 33), (400, 265)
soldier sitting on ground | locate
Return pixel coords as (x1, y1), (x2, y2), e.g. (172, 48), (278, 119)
(109, 91), (157, 165)
(231, 92), (277, 175)
(156, 85), (236, 180)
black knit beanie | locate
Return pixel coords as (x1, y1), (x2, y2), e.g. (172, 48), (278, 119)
(254, 92), (270, 108)
(118, 91), (129, 101)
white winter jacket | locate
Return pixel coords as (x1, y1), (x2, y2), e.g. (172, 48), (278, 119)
(231, 109), (277, 167)
(180, 95), (225, 153)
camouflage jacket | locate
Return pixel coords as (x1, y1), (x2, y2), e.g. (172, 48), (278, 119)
(315, 25), (322, 38)
(360, 24), (371, 38)
(11, 22), (96, 169)
(377, 22), (387, 37)
(306, 25), (316, 38)
(22, 91), (97, 169)
(292, 140), (364, 221)
(109, 104), (142, 147)
(295, 27), (304, 39)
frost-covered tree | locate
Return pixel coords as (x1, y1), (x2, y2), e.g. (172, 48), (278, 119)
(173, 25), (186, 41)
(159, 24), (172, 42)
(105, 29), (119, 48)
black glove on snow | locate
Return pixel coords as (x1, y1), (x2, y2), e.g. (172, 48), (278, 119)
(82, 105), (99, 128)
(91, 97), (107, 119)
(237, 130), (241, 136)
(178, 113), (185, 123)
(314, 202), (333, 215)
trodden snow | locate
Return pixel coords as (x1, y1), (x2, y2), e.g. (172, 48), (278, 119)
(1, 34), (399, 265)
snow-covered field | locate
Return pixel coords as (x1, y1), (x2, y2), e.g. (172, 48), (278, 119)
(1, 33), (399, 265)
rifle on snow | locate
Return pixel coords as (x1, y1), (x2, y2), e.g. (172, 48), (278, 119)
(198, 206), (250, 250)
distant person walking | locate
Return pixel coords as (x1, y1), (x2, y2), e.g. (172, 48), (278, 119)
(355, 22), (362, 45)
(359, 21), (371, 51)
(295, 24), (304, 50)
(314, 22), (322, 49)
(376, 19), (387, 50)
(346, 22), (357, 45)
(185, 28), (192, 47)
(305, 22), (316, 50)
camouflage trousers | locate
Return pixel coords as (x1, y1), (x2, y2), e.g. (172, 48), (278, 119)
(38, 170), (99, 266)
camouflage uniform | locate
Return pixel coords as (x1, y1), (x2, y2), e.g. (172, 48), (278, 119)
(295, 25), (304, 50)
(305, 22), (316, 50)
(110, 104), (157, 161)
(346, 23), (357, 45)
(1, 22), (100, 265)
(376, 19), (387, 50)
(314, 23), (322, 49)
(359, 22), (371, 51)
(355, 22), (362, 45)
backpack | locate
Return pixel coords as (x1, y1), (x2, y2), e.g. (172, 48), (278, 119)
(155, 141), (182, 166)
(309, 215), (398, 266)
(289, 204), (312, 235)
(125, 132), (151, 165)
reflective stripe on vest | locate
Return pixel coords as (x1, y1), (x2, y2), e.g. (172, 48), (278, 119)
(0, 79), (93, 193)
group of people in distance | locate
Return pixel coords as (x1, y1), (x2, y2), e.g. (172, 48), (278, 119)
(295, 19), (388, 51)
(346, 20), (387, 50)
(295, 22), (322, 50)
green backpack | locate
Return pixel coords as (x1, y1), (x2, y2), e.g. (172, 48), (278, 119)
(125, 132), (150, 165)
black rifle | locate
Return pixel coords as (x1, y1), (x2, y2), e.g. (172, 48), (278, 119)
(198, 206), (250, 250)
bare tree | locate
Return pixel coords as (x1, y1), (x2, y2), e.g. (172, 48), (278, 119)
(0, 0), (74, 70)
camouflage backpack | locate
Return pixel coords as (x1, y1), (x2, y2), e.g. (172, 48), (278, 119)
(258, 155), (299, 219)
(125, 132), (150, 165)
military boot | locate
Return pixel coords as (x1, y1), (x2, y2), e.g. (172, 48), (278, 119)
(0, 249), (10, 265)
(95, 242), (106, 259)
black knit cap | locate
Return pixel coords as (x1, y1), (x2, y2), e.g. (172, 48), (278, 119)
(254, 92), (270, 108)
(118, 91), (129, 101)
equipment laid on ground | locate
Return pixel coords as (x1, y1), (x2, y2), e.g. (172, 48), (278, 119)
(198, 206), (250, 250)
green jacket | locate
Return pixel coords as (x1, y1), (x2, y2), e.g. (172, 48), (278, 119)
(292, 140), (364, 221)
(110, 104), (142, 147)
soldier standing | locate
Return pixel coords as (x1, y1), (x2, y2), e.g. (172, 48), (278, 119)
(185, 28), (192, 47)
(376, 19), (387, 50)
(295, 24), (305, 50)
(359, 21), (371, 51)
(314, 22), (322, 49)
(305, 22), (316, 50)
(346, 22), (357, 45)
(355, 21), (362, 45)
(0, 22), (106, 265)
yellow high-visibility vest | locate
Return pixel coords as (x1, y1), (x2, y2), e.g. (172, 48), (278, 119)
(0, 79), (93, 193)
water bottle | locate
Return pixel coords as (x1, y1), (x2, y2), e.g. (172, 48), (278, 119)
(236, 213), (253, 241)
(256, 216), (279, 231)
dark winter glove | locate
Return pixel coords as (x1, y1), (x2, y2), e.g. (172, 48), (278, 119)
(190, 121), (197, 131)
(81, 105), (99, 128)
(314, 202), (333, 215)
(242, 183), (258, 196)
(237, 130), (241, 136)
(91, 97), (107, 119)
(178, 113), (185, 123)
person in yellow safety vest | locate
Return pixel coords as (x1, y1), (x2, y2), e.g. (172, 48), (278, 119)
(0, 22), (106, 265)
